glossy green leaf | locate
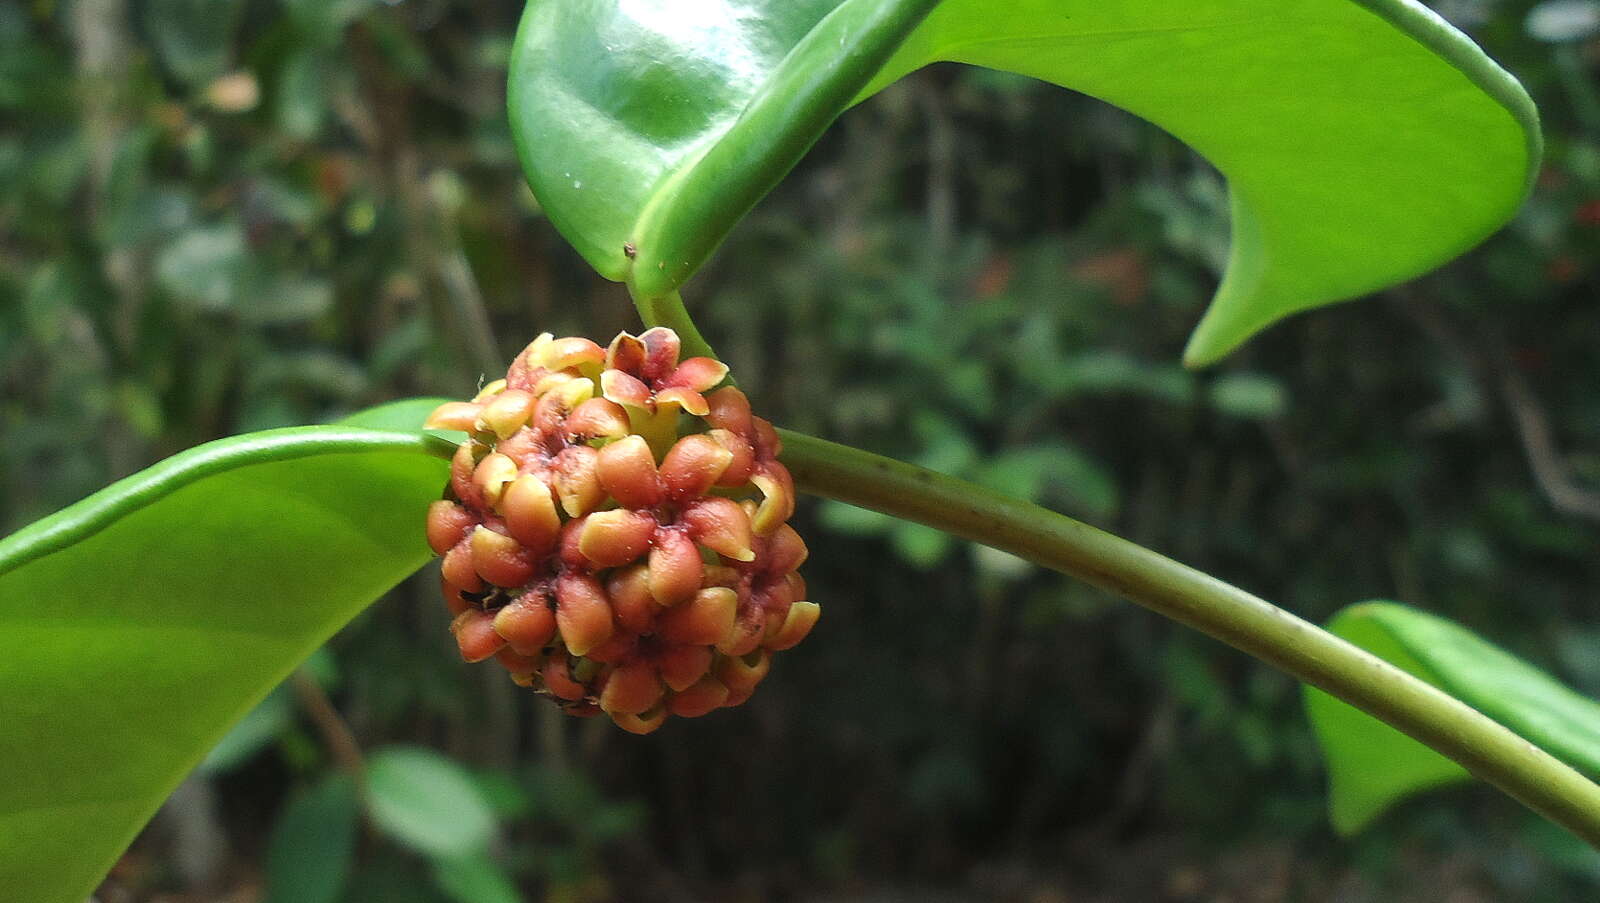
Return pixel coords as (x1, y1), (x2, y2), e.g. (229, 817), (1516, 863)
(365, 746), (498, 858)
(509, 0), (1538, 364)
(0, 426), (448, 903)
(264, 773), (360, 903)
(1305, 602), (1600, 834)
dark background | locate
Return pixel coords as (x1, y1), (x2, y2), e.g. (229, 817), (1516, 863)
(4, 0), (1600, 900)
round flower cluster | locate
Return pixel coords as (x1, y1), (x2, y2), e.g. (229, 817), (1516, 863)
(423, 328), (817, 733)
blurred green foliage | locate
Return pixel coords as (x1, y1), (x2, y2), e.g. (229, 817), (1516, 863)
(3, 0), (1600, 900)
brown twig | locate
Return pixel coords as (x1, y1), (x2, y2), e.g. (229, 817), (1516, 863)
(290, 669), (366, 777)
(1394, 294), (1600, 523)
(1499, 365), (1600, 521)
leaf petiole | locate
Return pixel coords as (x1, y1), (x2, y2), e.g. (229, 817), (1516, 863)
(776, 428), (1600, 848)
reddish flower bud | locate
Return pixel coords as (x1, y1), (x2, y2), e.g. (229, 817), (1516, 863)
(509, 333), (554, 386)
(529, 369), (577, 400)
(493, 594), (557, 655)
(577, 509), (657, 568)
(605, 331), (648, 375)
(606, 564), (658, 634)
(668, 677), (729, 718)
(655, 386), (710, 416)
(595, 435), (663, 508)
(682, 497), (755, 562)
(660, 434), (733, 499)
(472, 452), (518, 510)
(425, 401), (483, 433)
(656, 644), (714, 693)
(450, 441), (484, 508)
(647, 528), (704, 606)
(658, 587), (737, 647)
(544, 336), (606, 372)
(440, 540), (482, 593)
(750, 469), (795, 535)
(664, 356), (729, 392)
(502, 474), (561, 554)
(533, 376), (595, 435)
(566, 397), (630, 441)
(451, 609), (506, 663)
(718, 600), (768, 658)
(426, 500), (476, 555)
(599, 660), (664, 716)
(637, 326), (680, 378)
(542, 654), (587, 701)
(764, 523), (809, 575)
(764, 600), (820, 651)
(716, 651), (771, 707)
(554, 573), (614, 656)
(709, 428), (756, 486)
(583, 633), (637, 665)
(599, 369), (651, 408)
(478, 389), (536, 439)
(610, 706), (667, 735)
(761, 572), (801, 610)
(494, 647), (543, 678)
(704, 386), (754, 436)
(553, 445), (605, 517)
(471, 527), (535, 588)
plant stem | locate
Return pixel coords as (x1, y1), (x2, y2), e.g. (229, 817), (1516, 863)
(630, 290), (720, 361)
(777, 428), (1600, 847)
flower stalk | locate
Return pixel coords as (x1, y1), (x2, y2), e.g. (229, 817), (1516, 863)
(626, 290), (1600, 845)
(776, 429), (1600, 847)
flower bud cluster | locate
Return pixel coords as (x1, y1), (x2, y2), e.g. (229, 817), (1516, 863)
(424, 327), (817, 733)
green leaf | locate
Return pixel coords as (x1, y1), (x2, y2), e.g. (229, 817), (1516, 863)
(817, 498), (897, 536)
(365, 746), (498, 858)
(509, 0), (1538, 364)
(975, 444), (1118, 519)
(265, 774), (361, 903)
(0, 426), (448, 903)
(1207, 372), (1288, 421)
(1305, 602), (1600, 834)
(142, 0), (245, 85)
(278, 48), (331, 140)
(890, 520), (952, 568)
(1527, 1), (1600, 42)
(430, 851), (524, 903)
(156, 222), (247, 312)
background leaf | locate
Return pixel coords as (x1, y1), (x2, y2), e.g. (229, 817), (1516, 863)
(509, 0), (1538, 364)
(1305, 602), (1600, 834)
(142, 0), (244, 85)
(365, 746), (498, 858)
(0, 427), (446, 903)
(430, 851), (524, 903)
(263, 773), (360, 903)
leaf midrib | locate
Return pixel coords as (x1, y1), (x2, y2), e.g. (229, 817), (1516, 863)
(0, 428), (452, 579)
